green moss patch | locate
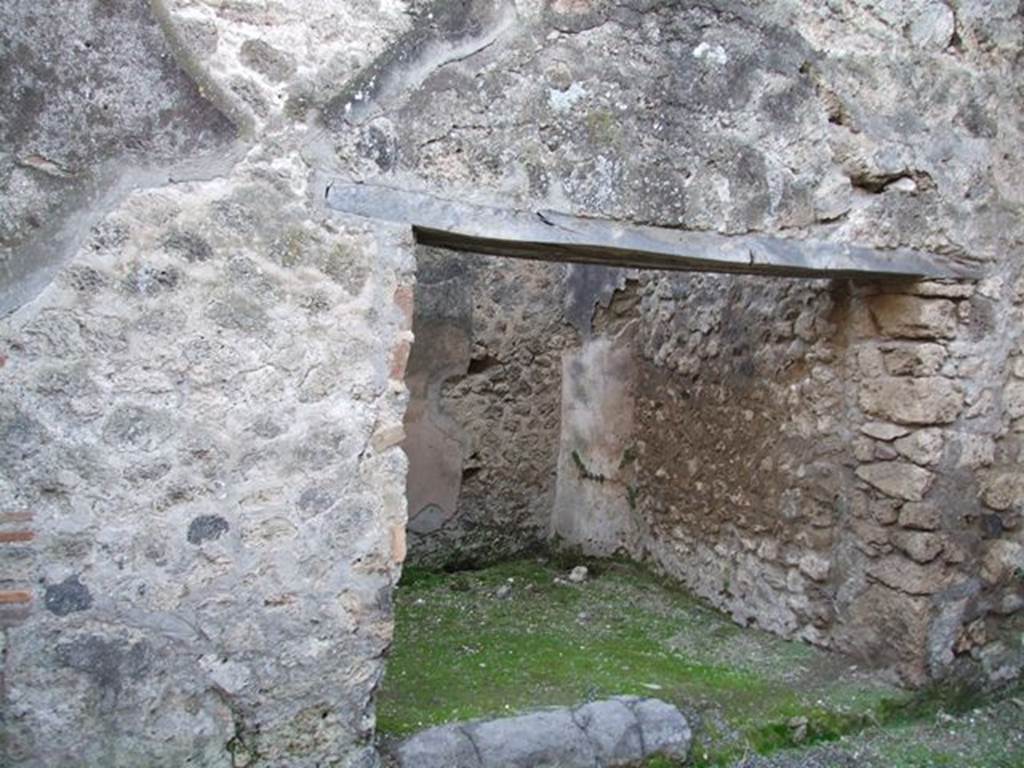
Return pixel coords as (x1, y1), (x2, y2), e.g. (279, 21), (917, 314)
(378, 558), (915, 764)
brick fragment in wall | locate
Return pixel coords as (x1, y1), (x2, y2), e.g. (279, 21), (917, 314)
(393, 284), (415, 331)
(859, 377), (964, 425)
(390, 336), (412, 379)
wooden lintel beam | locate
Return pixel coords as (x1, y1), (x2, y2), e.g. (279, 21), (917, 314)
(325, 181), (981, 281)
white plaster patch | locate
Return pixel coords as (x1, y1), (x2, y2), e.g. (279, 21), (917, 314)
(692, 41), (728, 65)
(548, 82), (587, 112)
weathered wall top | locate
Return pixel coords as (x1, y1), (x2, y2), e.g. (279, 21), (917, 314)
(0, 0), (238, 314)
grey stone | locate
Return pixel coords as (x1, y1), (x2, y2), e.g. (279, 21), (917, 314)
(573, 699), (644, 763)
(907, 2), (956, 49)
(395, 724), (480, 768)
(899, 502), (943, 531)
(1005, 380), (1024, 420)
(161, 231), (214, 263)
(56, 635), (150, 692)
(981, 469), (1024, 511)
(868, 555), (954, 595)
(893, 429), (945, 466)
(882, 344), (947, 376)
(124, 263), (183, 295)
(44, 575), (92, 616)
(856, 462), (934, 502)
(798, 553), (831, 582)
(874, 443), (899, 460)
(891, 531), (944, 564)
(393, 698), (690, 768)
(630, 697), (692, 760)
(568, 565), (589, 583)
(0, 407), (49, 464)
(298, 486), (336, 517)
(981, 540), (1024, 584)
(101, 405), (172, 452)
(470, 708), (596, 767)
(187, 514), (230, 544)
(860, 422), (911, 441)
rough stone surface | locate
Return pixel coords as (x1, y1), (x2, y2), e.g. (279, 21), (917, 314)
(893, 429), (945, 466)
(891, 531), (944, 564)
(1, 4), (416, 760)
(861, 422), (911, 441)
(898, 503), (943, 531)
(402, 249), (576, 565)
(0, 0), (237, 313)
(856, 462), (934, 502)
(0, 163), (415, 766)
(859, 378), (964, 425)
(867, 295), (958, 339)
(392, 697), (691, 768)
(2, 0), (1023, 764)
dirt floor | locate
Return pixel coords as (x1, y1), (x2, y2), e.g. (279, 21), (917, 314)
(376, 558), (1024, 767)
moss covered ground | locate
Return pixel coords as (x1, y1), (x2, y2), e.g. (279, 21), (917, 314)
(376, 558), (1023, 767)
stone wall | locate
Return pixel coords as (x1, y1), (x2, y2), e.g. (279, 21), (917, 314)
(586, 269), (1024, 685)
(372, 0), (1024, 689)
(0, 170), (414, 767)
(537, 265), (1024, 688)
(403, 249), (576, 566)
(2, 0), (1023, 764)
(1, 2), (415, 766)
(837, 277), (1024, 685)
(612, 273), (846, 646)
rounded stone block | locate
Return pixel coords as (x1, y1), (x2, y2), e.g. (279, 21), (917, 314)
(392, 698), (691, 768)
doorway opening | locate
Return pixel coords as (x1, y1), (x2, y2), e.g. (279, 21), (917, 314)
(377, 244), (910, 765)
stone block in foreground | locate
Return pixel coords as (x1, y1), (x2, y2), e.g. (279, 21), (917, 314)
(392, 696), (691, 768)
